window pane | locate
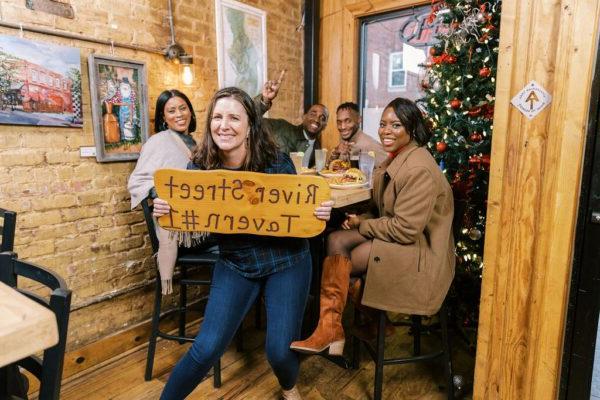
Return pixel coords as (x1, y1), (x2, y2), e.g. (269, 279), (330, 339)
(359, 6), (443, 139)
(391, 71), (405, 87)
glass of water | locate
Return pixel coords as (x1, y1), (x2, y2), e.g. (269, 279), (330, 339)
(359, 151), (375, 187)
(314, 149), (327, 172)
(290, 152), (304, 174)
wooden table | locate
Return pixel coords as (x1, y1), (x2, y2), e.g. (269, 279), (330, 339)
(330, 187), (371, 208)
(0, 282), (58, 367)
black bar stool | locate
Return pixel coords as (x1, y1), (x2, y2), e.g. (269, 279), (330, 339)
(352, 300), (455, 400)
(141, 197), (222, 386)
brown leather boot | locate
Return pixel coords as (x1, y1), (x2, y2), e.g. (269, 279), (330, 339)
(290, 254), (352, 355)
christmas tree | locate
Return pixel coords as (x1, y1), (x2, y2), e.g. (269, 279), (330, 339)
(420, 0), (501, 349)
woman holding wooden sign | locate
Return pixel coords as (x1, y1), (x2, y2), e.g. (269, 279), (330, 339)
(153, 87), (334, 400)
(290, 98), (455, 355)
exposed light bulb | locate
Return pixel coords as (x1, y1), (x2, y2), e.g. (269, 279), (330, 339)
(181, 65), (194, 86)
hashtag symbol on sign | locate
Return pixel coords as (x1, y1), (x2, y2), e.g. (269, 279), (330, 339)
(182, 210), (199, 230)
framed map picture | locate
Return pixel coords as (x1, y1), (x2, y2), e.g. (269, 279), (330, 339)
(88, 54), (149, 162)
(215, 0), (267, 96)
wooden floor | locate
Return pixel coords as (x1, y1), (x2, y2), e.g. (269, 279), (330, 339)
(55, 315), (474, 400)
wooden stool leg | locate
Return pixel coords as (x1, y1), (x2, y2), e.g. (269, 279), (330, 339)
(440, 304), (454, 399)
(412, 315), (422, 356)
(374, 310), (386, 400)
(145, 278), (163, 381)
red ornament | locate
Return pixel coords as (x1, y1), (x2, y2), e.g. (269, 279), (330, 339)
(429, 47), (437, 56)
(420, 80), (430, 89)
(479, 67), (491, 77)
(450, 98), (462, 109)
(446, 55), (457, 64)
(469, 154), (491, 170)
(470, 132), (483, 143)
(483, 103), (495, 119)
(436, 141), (448, 153)
(467, 107), (482, 117)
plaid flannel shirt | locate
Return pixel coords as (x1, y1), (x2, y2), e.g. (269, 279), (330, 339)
(189, 152), (311, 278)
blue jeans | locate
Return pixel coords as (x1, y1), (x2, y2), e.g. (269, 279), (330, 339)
(160, 255), (312, 399)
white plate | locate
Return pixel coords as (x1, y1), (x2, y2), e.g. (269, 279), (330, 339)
(319, 171), (345, 178)
(329, 182), (369, 190)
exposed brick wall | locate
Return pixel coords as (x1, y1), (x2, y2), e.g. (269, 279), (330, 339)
(0, 0), (303, 349)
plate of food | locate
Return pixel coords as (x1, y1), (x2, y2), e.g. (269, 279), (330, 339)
(319, 159), (351, 178)
(319, 170), (344, 178)
(298, 167), (317, 175)
(328, 168), (368, 189)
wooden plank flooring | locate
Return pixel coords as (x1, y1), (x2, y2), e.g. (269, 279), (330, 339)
(54, 315), (474, 400)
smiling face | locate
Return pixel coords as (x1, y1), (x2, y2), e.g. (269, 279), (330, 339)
(302, 104), (328, 137)
(163, 96), (192, 133)
(336, 108), (361, 141)
(210, 97), (249, 165)
(378, 106), (411, 153)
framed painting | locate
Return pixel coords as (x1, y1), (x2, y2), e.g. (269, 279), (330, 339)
(88, 54), (149, 162)
(215, 0), (267, 96)
(0, 34), (82, 127)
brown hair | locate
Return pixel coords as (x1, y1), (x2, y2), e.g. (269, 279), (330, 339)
(192, 87), (279, 171)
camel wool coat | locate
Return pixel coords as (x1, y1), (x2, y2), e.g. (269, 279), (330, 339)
(358, 141), (455, 315)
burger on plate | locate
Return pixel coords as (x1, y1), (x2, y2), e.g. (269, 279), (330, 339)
(332, 168), (366, 185)
(329, 159), (351, 172)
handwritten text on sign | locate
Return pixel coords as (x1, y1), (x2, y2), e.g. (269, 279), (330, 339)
(154, 169), (331, 238)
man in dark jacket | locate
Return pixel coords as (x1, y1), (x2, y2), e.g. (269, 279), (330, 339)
(256, 70), (329, 168)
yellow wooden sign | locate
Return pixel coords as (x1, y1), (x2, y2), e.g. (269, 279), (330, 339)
(154, 169), (331, 238)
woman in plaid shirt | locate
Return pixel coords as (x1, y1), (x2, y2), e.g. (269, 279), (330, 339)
(153, 87), (333, 400)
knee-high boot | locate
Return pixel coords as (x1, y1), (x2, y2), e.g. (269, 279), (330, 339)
(289, 254), (351, 356)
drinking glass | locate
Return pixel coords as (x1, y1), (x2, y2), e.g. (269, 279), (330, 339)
(314, 149), (327, 171)
(290, 152), (304, 174)
(359, 151), (375, 187)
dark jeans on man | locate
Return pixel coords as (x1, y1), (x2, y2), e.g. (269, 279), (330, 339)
(160, 255), (312, 400)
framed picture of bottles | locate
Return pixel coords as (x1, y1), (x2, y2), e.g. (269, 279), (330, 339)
(88, 54), (149, 162)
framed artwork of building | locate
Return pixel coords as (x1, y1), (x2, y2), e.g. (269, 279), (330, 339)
(0, 34), (82, 127)
(88, 54), (149, 162)
(215, 0), (267, 96)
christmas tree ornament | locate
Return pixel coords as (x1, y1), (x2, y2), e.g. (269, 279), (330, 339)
(479, 67), (491, 77)
(429, 46), (438, 56)
(436, 141), (448, 153)
(453, 374), (465, 389)
(468, 228), (483, 241)
(450, 98), (462, 109)
(468, 106), (482, 116)
(470, 132), (483, 142)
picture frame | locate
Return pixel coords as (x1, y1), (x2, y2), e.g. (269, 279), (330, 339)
(0, 34), (83, 127)
(88, 54), (149, 162)
(215, 0), (267, 97)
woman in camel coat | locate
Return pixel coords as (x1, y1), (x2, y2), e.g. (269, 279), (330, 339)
(291, 97), (455, 355)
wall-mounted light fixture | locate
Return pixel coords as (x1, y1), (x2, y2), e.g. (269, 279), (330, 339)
(164, 0), (194, 86)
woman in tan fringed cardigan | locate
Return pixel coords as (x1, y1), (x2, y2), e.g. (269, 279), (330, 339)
(127, 89), (199, 294)
(291, 98), (455, 355)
